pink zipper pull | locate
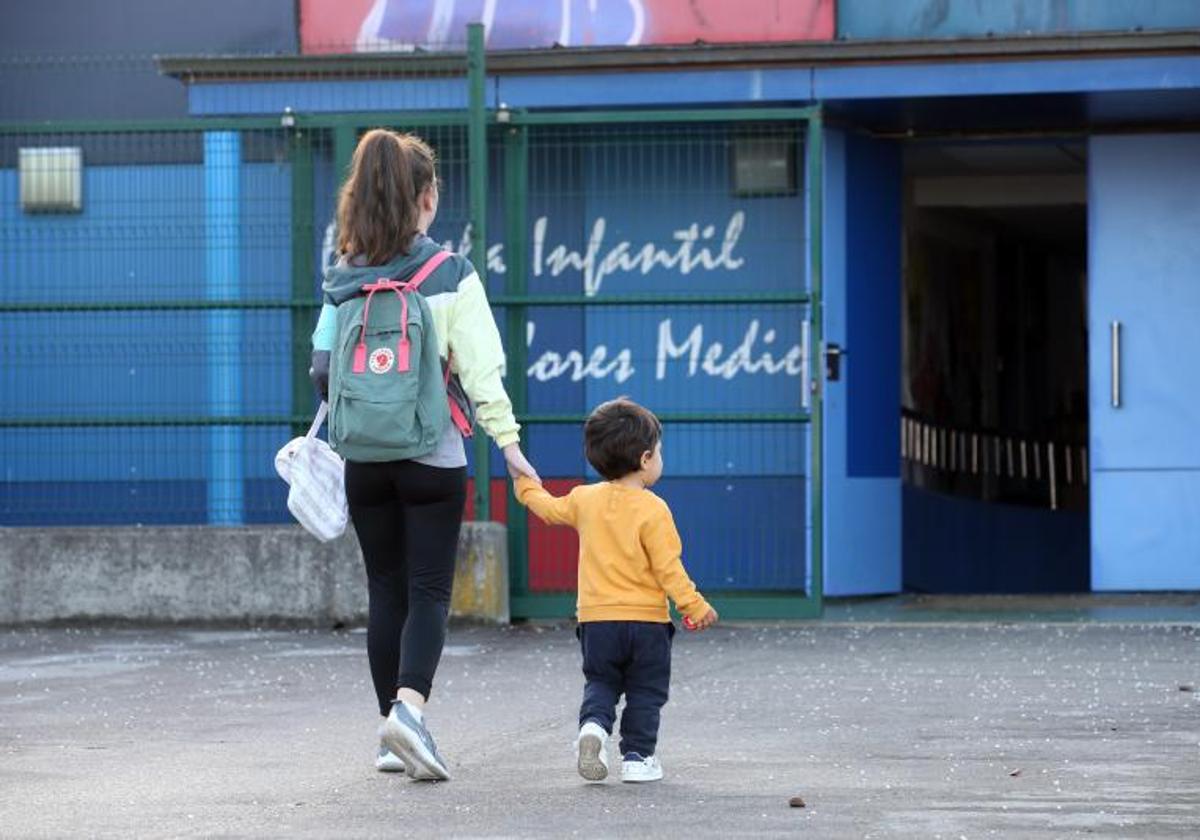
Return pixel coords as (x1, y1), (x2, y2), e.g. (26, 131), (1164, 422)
(353, 285), (382, 374)
(395, 289), (411, 372)
(396, 338), (411, 372)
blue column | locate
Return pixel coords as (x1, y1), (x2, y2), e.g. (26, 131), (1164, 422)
(821, 129), (903, 595)
(204, 131), (243, 524)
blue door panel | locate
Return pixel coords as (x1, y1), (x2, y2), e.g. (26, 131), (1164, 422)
(1089, 134), (1200, 590)
(1092, 472), (1200, 590)
(1089, 135), (1200, 470)
(822, 129), (903, 595)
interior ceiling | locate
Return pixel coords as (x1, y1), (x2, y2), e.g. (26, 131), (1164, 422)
(907, 140), (1089, 242)
(905, 141), (1087, 176)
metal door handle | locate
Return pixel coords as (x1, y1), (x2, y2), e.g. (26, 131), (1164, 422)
(1110, 320), (1121, 408)
(824, 343), (844, 382)
(800, 320), (810, 410)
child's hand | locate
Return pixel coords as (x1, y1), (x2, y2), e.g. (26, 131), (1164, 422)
(683, 608), (718, 631)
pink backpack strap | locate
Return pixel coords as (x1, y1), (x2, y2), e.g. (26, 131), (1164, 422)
(405, 249), (452, 292)
(413, 251), (473, 436)
(354, 279), (413, 373)
(394, 249), (474, 436)
(352, 251), (453, 375)
(444, 352), (474, 438)
(352, 281), (398, 373)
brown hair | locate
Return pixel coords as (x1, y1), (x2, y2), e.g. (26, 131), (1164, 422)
(584, 398), (662, 481)
(336, 129), (437, 265)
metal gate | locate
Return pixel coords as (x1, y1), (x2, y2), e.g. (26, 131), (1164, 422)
(285, 96), (827, 618)
(493, 108), (825, 619)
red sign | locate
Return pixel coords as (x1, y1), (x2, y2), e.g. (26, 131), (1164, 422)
(300, 0), (833, 54)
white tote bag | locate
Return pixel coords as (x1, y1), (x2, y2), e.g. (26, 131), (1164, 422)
(274, 402), (347, 542)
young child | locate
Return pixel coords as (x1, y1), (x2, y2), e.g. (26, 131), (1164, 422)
(513, 397), (718, 783)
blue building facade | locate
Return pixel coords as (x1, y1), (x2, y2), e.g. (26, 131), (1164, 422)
(3, 1), (1199, 606)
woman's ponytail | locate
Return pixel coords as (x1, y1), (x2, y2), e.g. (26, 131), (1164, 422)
(336, 129), (438, 265)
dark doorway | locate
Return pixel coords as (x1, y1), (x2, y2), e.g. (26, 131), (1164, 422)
(901, 140), (1090, 593)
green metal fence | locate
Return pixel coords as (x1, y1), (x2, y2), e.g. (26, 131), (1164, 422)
(495, 106), (825, 619)
(0, 43), (487, 526)
(1, 28), (824, 618)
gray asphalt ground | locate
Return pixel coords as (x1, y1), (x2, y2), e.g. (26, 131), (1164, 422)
(1, 618), (1198, 839)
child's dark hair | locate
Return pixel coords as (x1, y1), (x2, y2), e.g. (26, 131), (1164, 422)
(584, 398), (662, 481)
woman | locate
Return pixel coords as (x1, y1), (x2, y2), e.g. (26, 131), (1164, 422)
(309, 129), (537, 780)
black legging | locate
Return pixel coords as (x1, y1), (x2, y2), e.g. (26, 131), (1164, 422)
(344, 459), (467, 716)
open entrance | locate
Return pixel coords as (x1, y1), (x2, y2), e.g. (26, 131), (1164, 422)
(900, 140), (1090, 593)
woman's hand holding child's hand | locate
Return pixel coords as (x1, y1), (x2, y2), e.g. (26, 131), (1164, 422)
(503, 444), (540, 482)
(683, 608), (719, 632)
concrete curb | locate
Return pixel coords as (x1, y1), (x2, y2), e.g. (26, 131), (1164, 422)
(0, 522), (508, 625)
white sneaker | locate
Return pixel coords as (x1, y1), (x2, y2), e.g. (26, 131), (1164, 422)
(375, 742), (407, 773)
(621, 752), (663, 783)
(575, 721), (610, 782)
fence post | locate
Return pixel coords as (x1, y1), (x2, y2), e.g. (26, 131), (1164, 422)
(467, 22), (491, 522)
(503, 120), (530, 602)
(806, 109), (824, 611)
(290, 127), (315, 441)
(333, 124), (356, 188)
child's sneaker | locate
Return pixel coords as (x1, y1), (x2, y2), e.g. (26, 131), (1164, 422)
(382, 701), (451, 781)
(375, 741), (407, 773)
(621, 752), (663, 783)
(575, 721), (610, 781)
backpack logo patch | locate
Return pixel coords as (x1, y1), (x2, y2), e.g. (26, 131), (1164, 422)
(369, 347), (395, 374)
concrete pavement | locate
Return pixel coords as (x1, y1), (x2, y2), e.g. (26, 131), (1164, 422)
(1, 620), (1198, 838)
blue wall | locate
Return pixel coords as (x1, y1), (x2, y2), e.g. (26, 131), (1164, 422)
(510, 126), (812, 590)
(1, 160), (292, 525)
(186, 57), (1200, 129)
(837, 0), (1200, 41)
(904, 485), (1089, 593)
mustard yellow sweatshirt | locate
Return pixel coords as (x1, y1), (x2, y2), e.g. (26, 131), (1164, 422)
(515, 477), (711, 624)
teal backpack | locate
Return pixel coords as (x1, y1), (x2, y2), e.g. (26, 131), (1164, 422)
(327, 250), (453, 462)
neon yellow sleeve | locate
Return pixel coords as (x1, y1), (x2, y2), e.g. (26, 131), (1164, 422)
(446, 271), (520, 448)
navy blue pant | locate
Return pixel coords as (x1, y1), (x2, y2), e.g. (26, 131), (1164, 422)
(577, 621), (674, 757)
